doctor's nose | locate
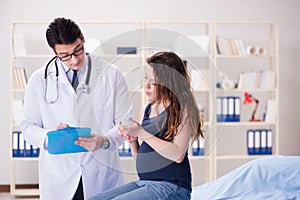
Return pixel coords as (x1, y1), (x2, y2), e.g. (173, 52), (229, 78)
(69, 55), (81, 65)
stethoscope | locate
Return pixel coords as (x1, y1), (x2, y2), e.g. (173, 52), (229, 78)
(44, 53), (92, 104)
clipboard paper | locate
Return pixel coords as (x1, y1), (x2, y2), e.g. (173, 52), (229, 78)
(47, 127), (91, 154)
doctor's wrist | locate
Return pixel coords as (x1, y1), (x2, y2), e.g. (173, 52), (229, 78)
(100, 136), (110, 150)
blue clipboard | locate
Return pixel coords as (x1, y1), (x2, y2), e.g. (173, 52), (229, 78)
(47, 127), (91, 154)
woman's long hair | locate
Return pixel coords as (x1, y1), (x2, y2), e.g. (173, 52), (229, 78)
(147, 51), (204, 142)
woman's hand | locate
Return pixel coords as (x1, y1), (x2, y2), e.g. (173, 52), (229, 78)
(118, 119), (142, 142)
(75, 134), (104, 151)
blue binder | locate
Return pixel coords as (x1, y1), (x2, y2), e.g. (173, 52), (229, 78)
(118, 141), (132, 157)
(47, 127), (91, 154)
(12, 131), (20, 157)
(247, 130), (255, 155)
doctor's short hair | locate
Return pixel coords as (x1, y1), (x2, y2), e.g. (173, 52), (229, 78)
(46, 17), (83, 49)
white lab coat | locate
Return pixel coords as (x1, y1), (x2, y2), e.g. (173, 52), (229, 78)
(20, 55), (132, 200)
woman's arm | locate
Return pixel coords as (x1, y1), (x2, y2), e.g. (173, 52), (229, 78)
(129, 139), (139, 160)
(120, 111), (191, 163)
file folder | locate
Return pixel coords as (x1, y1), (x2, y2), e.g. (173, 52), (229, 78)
(247, 129), (274, 155)
(247, 130), (254, 155)
(260, 130), (267, 154)
(217, 96), (240, 122)
(254, 130), (261, 155)
(19, 133), (25, 157)
(31, 145), (40, 157)
(192, 139), (200, 156)
(119, 140), (132, 157)
(267, 130), (273, 154)
(12, 131), (19, 157)
(47, 127), (91, 154)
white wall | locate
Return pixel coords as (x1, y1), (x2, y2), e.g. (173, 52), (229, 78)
(0, 0), (299, 184)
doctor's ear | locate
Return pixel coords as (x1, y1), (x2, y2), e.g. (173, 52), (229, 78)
(80, 36), (85, 43)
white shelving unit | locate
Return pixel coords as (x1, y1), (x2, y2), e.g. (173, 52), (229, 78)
(10, 20), (279, 196)
(212, 21), (279, 179)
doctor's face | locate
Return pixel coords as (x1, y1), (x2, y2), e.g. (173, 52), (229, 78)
(55, 38), (85, 70)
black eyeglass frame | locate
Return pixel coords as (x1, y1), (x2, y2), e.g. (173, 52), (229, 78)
(57, 45), (85, 62)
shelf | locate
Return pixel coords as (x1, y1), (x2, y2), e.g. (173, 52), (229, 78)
(188, 156), (209, 160)
(216, 88), (277, 93)
(13, 54), (143, 59)
(10, 188), (39, 196)
(193, 89), (210, 93)
(11, 157), (39, 161)
(13, 55), (53, 59)
(216, 155), (273, 160)
(216, 122), (276, 126)
(10, 20), (279, 193)
(215, 55), (275, 58)
(119, 156), (134, 161)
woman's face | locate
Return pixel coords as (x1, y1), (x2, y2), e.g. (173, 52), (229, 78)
(144, 65), (156, 102)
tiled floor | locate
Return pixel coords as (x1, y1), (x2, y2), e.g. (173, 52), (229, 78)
(0, 193), (39, 200)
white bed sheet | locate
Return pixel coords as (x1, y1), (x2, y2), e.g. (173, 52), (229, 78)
(191, 156), (300, 200)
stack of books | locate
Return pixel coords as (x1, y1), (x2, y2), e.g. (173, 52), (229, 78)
(13, 67), (27, 90)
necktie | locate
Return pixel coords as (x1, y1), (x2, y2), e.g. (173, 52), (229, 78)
(71, 70), (79, 90)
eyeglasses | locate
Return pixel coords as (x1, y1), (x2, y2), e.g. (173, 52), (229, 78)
(57, 45), (85, 62)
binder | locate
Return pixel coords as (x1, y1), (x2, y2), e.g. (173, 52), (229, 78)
(199, 138), (205, 156)
(260, 130), (267, 154)
(31, 145), (40, 157)
(192, 139), (200, 156)
(267, 130), (273, 154)
(254, 130), (261, 155)
(25, 141), (31, 157)
(191, 137), (205, 156)
(234, 97), (241, 122)
(12, 131), (19, 157)
(222, 97), (228, 122)
(227, 97), (235, 122)
(217, 96), (240, 122)
(247, 130), (254, 155)
(217, 97), (223, 122)
(19, 133), (25, 157)
(118, 143), (124, 156)
(47, 127), (91, 154)
(247, 129), (274, 155)
(119, 140), (132, 157)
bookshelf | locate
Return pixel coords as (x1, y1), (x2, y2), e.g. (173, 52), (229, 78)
(212, 21), (279, 179)
(10, 21), (279, 196)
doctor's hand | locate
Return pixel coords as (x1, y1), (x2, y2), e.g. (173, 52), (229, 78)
(75, 134), (104, 151)
(56, 123), (69, 129)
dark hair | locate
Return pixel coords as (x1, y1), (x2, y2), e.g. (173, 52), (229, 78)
(147, 51), (204, 142)
(46, 17), (83, 49)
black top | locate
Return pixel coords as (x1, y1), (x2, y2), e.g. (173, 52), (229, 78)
(136, 103), (192, 191)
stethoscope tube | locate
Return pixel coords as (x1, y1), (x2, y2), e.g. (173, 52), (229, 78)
(44, 56), (59, 79)
(44, 53), (91, 104)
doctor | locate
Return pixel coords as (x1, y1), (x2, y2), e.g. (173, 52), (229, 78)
(20, 17), (132, 200)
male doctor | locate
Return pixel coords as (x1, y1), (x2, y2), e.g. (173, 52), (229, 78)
(20, 17), (132, 199)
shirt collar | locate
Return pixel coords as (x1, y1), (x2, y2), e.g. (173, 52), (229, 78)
(59, 56), (88, 74)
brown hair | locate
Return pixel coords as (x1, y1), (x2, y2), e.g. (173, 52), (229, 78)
(147, 51), (204, 142)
